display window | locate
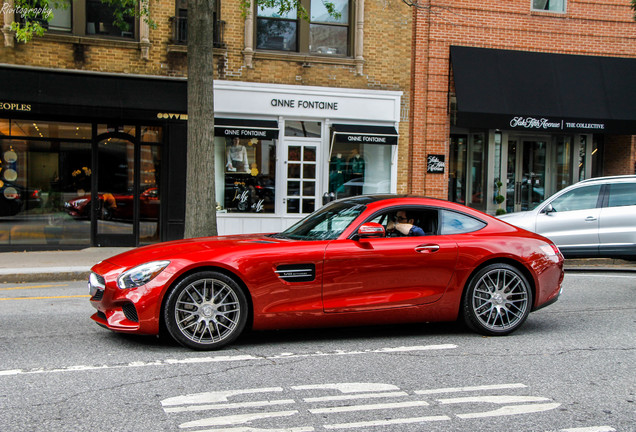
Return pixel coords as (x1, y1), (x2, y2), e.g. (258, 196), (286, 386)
(1, 138), (92, 245)
(328, 142), (392, 199)
(215, 136), (277, 213)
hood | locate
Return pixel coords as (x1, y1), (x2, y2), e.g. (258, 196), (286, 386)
(99, 234), (283, 269)
(497, 211), (536, 231)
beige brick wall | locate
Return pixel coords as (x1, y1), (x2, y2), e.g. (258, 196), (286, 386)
(411, 0), (636, 198)
(1, 0), (413, 188)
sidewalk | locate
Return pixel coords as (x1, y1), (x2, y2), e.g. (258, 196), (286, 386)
(0, 248), (634, 284)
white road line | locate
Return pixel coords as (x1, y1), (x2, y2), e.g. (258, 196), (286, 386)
(164, 399), (295, 413)
(416, 383), (526, 395)
(0, 344), (456, 377)
(558, 427), (616, 432)
(179, 410), (298, 429)
(162, 387), (283, 406)
(304, 391), (408, 403)
(195, 428), (314, 432)
(323, 415), (450, 429)
(309, 400), (430, 414)
(457, 402), (561, 419)
(438, 395), (550, 404)
(293, 383), (399, 393)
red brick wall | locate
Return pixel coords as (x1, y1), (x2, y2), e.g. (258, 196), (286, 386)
(604, 135), (636, 175)
(411, 0), (636, 198)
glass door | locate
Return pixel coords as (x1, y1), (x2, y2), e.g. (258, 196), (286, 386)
(283, 140), (318, 215)
(507, 138), (547, 212)
(94, 133), (137, 246)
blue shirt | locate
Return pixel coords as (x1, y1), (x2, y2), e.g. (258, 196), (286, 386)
(408, 226), (426, 236)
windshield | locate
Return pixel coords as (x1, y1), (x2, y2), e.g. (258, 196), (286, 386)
(272, 201), (366, 240)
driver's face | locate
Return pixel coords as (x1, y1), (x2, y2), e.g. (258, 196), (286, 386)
(396, 211), (408, 223)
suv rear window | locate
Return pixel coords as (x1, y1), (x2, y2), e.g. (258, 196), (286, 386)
(607, 183), (636, 208)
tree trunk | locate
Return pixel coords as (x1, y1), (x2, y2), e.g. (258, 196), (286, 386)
(184, 0), (217, 238)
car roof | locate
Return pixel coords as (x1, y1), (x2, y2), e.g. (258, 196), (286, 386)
(578, 175), (636, 184)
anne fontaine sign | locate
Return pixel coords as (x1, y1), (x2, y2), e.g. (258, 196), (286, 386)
(510, 116), (606, 131)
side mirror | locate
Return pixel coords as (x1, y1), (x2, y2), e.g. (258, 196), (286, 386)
(543, 204), (555, 214)
(357, 222), (386, 239)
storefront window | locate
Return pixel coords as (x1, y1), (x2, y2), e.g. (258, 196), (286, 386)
(328, 142), (391, 199)
(98, 124), (136, 136)
(448, 135), (467, 204)
(578, 135), (587, 181)
(468, 133), (485, 209)
(555, 136), (571, 192)
(10, 120), (91, 139)
(1, 139), (92, 246)
(215, 137), (277, 213)
(285, 121), (322, 138)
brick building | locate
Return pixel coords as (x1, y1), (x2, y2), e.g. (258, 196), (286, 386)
(0, 0), (413, 249)
(410, 0), (636, 215)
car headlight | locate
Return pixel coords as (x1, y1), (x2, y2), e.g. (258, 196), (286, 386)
(117, 260), (170, 289)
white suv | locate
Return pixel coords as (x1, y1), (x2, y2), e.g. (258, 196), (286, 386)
(498, 175), (636, 258)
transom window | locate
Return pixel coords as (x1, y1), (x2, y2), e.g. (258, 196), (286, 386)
(532, 0), (566, 13)
(256, 0), (351, 56)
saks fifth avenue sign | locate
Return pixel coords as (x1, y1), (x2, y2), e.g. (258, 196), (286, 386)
(510, 116), (605, 131)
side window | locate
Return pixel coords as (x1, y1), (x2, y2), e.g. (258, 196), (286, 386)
(440, 210), (486, 235)
(549, 185), (601, 212)
(607, 183), (636, 208)
(367, 207), (439, 237)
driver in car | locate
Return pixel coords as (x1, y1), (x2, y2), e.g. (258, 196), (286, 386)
(387, 210), (426, 236)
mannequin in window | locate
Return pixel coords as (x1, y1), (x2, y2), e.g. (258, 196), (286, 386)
(329, 153), (346, 194)
(348, 149), (365, 194)
(226, 137), (249, 172)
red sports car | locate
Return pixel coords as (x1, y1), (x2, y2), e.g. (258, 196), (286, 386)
(89, 195), (564, 350)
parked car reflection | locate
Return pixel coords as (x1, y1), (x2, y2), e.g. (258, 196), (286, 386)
(0, 182), (42, 216)
(64, 187), (159, 220)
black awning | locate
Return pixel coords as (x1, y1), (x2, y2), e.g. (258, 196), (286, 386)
(214, 118), (279, 139)
(332, 124), (399, 145)
(450, 46), (636, 134)
(0, 65), (186, 120)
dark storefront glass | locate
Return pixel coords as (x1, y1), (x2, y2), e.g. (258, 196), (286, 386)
(1, 138), (92, 246)
(0, 120), (164, 248)
(448, 135), (467, 205)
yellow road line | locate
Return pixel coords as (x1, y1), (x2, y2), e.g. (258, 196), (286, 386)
(0, 284), (70, 291)
(0, 295), (90, 301)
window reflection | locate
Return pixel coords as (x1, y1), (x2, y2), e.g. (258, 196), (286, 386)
(328, 142), (392, 199)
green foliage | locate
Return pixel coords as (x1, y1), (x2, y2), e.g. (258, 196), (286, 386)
(9, 0), (155, 43)
(632, 0), (636, 20)
(495, 208), (507, 216)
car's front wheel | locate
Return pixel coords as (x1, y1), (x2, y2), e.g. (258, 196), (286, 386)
(164, 271), (248, 350)
(462, 263), (532, 336)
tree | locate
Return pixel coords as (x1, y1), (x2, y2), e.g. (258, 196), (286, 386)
(9, 0), (338, 239)
(632, 0), (636, 19)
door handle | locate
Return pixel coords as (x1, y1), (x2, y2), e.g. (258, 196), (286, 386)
(584, 216), (597, 222)
(415, 244), (440, 253)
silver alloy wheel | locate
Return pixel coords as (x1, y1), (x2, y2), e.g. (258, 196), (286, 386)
(174, 278), (241, 345)
(471, 268), (530, 332)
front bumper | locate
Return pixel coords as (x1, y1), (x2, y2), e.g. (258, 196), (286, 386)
(88, 260), (171, 335)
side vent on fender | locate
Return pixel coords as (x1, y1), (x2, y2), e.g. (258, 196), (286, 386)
(275, 264), (316, 282)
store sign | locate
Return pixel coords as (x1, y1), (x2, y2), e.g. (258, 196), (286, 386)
(0, 102), (31, 112)
(427, 154), (445, 173)
(270, 99), (339, 111)
(157, 112), (188, 120)
(510, 116), (605, 131)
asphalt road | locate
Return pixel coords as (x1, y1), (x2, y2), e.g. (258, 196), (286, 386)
(0, 272), (634, 432)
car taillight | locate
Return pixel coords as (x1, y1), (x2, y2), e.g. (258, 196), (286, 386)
(30, 189), (40, 199)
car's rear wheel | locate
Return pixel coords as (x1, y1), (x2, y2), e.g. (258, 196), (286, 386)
(164, 271), (248, 350)
(462, 263), (532, 336)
